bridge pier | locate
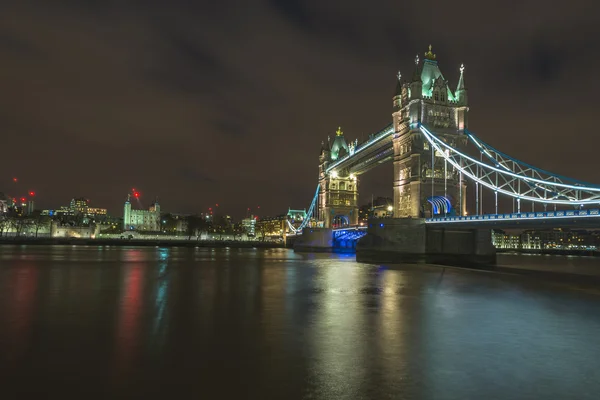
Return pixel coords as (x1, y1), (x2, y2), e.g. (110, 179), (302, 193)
(293, 228), (333, 252)
(356, 218), (496, 267)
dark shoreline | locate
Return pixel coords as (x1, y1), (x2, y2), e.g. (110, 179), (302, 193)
(0, 237), (286, 248)
(497, 248), (600, 257)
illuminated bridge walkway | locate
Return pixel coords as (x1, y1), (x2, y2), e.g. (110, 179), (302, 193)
(427, 209), (600, 228)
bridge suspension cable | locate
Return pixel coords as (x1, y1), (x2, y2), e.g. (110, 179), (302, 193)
(296, 184), (320, 232)
(419, 125), (600, 206)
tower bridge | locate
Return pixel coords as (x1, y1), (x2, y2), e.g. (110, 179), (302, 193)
(291, 45), (600, 264)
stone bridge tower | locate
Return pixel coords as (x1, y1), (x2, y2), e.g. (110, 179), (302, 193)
(392, 46), (468, 218)
(318, 127), (359, 228)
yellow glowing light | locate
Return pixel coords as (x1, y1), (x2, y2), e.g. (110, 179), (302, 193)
(331, 171), (338, 178)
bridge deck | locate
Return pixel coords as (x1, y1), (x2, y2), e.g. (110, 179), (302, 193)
(427, 209), (600, 228)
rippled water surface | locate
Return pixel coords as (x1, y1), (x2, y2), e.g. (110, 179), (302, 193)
(1, 245), (600, 399)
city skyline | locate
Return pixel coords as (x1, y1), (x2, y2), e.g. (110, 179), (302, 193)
(2, 1), (600, 218)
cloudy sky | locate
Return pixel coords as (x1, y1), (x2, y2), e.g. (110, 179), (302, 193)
(1, 1), (600, 217)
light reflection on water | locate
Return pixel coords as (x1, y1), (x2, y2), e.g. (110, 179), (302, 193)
(0, 246), (600, 399)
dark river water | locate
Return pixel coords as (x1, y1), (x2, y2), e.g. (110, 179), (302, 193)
(1, 245), (600, 399)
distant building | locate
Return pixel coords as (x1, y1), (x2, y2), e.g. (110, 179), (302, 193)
(123, 195), (160, 231)
(70, 197), (89, 213)
(0, 192), (10, 213)
(255, 216), (286, 238)
(241, 215), (257, 236)
(520, 230), (542, 250)
(491, 229), (520, 249)
(287, 209), (307, 222)
(41, 197), (107, 221)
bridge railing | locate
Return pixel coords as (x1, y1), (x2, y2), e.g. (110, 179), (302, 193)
(426, 209), (600, 223)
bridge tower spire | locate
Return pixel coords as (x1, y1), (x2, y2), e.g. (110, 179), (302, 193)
(455, 63), (468, 131)
(392, 45), (467, 218)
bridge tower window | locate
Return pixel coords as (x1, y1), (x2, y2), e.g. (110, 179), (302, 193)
(339, 182), (346, 190)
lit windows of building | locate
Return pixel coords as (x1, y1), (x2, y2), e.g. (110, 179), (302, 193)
(70, 197), (89, 214)
(241, 216), (257, 236)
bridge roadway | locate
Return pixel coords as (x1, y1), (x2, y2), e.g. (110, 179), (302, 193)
(426, 208), (600, 229)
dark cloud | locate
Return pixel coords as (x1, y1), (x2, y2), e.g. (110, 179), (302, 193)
(2, 0), (600, 217)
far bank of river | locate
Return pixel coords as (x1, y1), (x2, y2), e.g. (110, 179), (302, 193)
(0, 237), (286, 249)
(497, 248), (600, 257)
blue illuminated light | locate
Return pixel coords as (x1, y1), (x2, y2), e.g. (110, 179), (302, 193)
(380, 223), (384, 227)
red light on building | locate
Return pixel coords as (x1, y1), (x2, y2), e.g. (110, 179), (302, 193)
(29, 191), (35, 197)
(20, 197), (26, 202)
(13, 178), (18, 183)
(216, 203), (219, 207)
(134, 192), (140, 198)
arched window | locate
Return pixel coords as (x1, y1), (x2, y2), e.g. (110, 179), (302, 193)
(434, 90), (439, 101)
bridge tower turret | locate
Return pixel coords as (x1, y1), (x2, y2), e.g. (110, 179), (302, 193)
(318, 127), (359, 228)
(392, 45), (468, 218)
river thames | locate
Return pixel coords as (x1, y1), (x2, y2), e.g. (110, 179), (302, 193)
(1, 245), (599, 399)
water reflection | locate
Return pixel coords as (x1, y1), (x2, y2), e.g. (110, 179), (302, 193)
(153, 248), (170, 339)
(0, 248), (600, 399)
(114, 257), (144, 379)
(307, 258), (369, 398)
(2, 264), (38, 363)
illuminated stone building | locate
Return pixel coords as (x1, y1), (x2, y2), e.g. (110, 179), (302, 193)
(392, 46), (468, 217)
(318, 127), (359, 227)
(123, 194), (160, 231)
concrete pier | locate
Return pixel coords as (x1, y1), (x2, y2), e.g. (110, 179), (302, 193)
(293, 228), (333, 253)
(356, 218), (496, 267)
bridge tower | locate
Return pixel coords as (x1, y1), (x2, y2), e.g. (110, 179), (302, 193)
(392, 45), (468, 218)
(318, 127), (359, 228)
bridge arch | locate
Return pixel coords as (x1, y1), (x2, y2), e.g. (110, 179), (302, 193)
(332, 215), (350, 229)
(427, 195), (453, 216)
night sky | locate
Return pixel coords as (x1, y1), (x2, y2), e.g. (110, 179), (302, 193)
(2, 1), (600, 218)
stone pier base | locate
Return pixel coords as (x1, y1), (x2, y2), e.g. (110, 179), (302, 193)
(356, 218), (496, 267)
(293, 228), (333, 253)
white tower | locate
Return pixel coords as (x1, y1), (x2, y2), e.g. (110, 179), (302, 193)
(123, 194), (132, 230)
